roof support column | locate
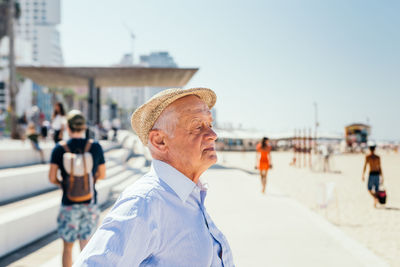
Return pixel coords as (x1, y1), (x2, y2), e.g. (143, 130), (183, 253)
(96, 87), (101, 125)
(88, 78), (95, 126)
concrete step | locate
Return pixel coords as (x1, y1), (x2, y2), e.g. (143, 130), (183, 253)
(0, 131), (150, 258)
(0, 164), (56, 205)
(105, 148), (131, 163)
(99, 140), (121, 152)
(104, 164), (125, 180)
(0, 151), (122, 205)
(0, 140), (121, 169)
(0, 169), (139, 258)
(114, 130), (131, 145)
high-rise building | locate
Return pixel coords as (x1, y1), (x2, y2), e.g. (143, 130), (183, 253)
(139, 52), (177, 68)
(6, 0), (64, 118)
(137, 51), (179, 104)
(0, 36), (33, 114)
(105, 52), (178, 124)
(16, 0), (63, 65)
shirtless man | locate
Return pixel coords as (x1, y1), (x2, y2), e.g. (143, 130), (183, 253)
(362, 145), (384, 208)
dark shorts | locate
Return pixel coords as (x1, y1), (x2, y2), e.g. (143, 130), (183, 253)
(57, 204), (100, 242)
(367, 174), (380, 192)
(41, 126), (48, 138)
(31, 141), (41, 151)
(54, 130), (62, 143)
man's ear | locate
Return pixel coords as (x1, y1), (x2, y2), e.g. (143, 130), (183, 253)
(148, 130), (167, 152)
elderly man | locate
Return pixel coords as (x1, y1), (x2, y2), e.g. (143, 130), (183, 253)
(74, 88), (234, 267)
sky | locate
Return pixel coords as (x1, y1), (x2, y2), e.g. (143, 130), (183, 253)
(59, 0), (400, 141)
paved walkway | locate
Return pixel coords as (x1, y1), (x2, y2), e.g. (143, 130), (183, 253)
(203, 166), (389, 267)
(2, 164), (389, 266)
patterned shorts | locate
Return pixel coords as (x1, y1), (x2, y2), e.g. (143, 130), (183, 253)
(57, 204), (100, 243)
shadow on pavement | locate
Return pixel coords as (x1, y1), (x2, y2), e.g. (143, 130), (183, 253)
(384, 206), (400, 211)
(210, 164), (258, 176)
(332, 223), (363, 228)
(0, 232), (59, 266)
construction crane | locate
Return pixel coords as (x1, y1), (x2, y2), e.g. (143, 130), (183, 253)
(123, 22), (136, 64)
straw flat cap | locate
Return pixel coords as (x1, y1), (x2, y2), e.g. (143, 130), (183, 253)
(131, 87), (216, 145)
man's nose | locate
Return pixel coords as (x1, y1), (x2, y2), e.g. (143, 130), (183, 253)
(206, 127), (217, 140)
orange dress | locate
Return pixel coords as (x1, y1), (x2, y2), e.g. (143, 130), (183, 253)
(256, 143), (270, 170)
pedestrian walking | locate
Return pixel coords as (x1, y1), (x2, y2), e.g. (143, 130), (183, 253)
(51, 102), (66, 143)
(320, 144), (333, 172)
(30, 105), (40, 132)
(111, 117), (120, 141)
(39, 109), (48, 139)
(48, 110), (106, 267)
(362, 143), (384, 208)
(255, 137), (272, 194)
(26, 122), (45, 163)
(74, 88), (234, 267)
(17, 112), (28, 139)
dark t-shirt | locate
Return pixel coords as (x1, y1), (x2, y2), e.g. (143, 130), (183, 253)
(27, 133), (39, 144)
(50, 138), (105, 206)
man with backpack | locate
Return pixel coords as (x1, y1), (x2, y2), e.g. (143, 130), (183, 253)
(49, 110), (106, 267)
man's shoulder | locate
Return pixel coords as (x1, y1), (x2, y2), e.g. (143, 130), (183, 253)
(115, 172), (167, 208)
(90, 139), (102, 147)
(366, 154), (380, 159)
(89, 140), (103, 152)
(121, 173), (165, 200)
(110, 173), (165, 218)
(51, 143), (65, 154)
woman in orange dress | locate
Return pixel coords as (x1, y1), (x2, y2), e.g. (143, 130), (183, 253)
(256, 137), (271, 193)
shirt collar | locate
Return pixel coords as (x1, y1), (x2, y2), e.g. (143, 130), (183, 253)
(151, 159), (197, 203)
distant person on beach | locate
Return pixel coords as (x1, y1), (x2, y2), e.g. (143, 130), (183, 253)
(74, 88), (234, 267)
(26, 123), (45, 163)
(362, 144), (384, 208)
(49, 110), (106, 267)
(320, 144), (332, 172)
(256, 137), (272, 194)
(51, 102), (66, 143)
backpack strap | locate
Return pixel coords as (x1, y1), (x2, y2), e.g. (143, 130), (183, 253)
(83, 139), (94, 190)
(84, 139), (93, 153)
(60, 140), (70, 153)
(82, 146), (89, 191)
(70, 155), (75, 181)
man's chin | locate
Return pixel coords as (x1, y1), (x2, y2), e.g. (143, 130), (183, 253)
(201, 150), (218, 167)
(207, 154), (218, 166)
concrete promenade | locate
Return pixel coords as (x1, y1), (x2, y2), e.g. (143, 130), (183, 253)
(203, 166), (389, 267)
(2, 156), (390, 266)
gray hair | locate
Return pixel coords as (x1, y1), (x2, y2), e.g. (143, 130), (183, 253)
(147, 105), (178, 149)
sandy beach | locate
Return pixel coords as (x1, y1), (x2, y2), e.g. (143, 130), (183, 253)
(218, 150), (400, 267)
